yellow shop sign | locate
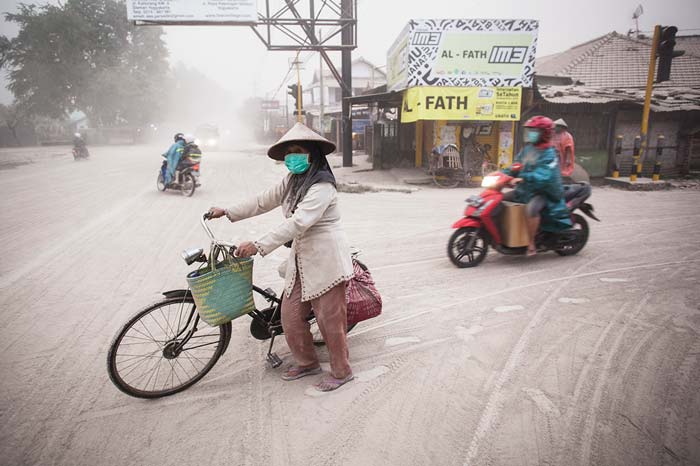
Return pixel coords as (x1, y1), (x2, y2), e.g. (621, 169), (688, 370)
(401, 87), (521, 123)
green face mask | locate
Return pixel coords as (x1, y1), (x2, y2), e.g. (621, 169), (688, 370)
(284, 153), (310, 174)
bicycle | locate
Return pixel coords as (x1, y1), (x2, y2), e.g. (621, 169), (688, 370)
(429, 144), (464, 188)
(463, 142), (497, 183)
(107, 213), (361, 399)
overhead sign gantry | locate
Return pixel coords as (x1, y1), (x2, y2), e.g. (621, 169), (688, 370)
(127, 0), (357, 167)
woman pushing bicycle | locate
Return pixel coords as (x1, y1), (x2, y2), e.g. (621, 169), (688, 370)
(207, 123), (355, 392)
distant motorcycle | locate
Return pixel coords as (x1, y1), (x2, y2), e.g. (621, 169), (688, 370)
(157, 154), (201, 197)
(72, 133), (90, 160)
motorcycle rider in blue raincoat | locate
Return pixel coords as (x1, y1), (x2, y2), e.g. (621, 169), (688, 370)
(501, 116), (572, 256)
(163, 133), (186, 185)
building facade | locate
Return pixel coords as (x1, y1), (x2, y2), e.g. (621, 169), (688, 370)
(534, 32), (700, 177)
(302, 57), (386, 148)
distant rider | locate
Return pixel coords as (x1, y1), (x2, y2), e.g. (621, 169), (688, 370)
(164, 133), (186, 185)
(73, 133), (89, 158)
(501, 116), (571, 256)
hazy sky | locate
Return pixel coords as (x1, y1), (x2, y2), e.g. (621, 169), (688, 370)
(0, 0), (699, 105)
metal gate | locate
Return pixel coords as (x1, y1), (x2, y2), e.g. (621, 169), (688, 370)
(372, 121), (400, 169)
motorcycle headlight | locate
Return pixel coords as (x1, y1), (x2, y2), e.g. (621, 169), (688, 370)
(481, 175), (500, 188)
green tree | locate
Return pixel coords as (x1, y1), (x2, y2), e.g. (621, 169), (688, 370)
(0, 101), (29, 144)
(0, 0), (169, 127)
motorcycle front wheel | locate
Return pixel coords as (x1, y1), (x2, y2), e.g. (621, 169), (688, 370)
(448, 227), (488, 268)
(156, 173), (166, 191)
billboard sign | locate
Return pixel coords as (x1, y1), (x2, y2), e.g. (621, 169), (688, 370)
(386, 23), (410, 91)
(127, 0), (257, 24)
(387, 19), (539, 89)
(400, 86), (522, 123)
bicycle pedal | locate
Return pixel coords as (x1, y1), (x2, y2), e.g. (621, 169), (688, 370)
(267, 352), (283, 368)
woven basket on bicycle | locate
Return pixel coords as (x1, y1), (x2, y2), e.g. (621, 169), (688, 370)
(186, 247), (255, 326)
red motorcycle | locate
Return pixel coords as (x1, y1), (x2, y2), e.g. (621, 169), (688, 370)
(447, 164), (599, 268)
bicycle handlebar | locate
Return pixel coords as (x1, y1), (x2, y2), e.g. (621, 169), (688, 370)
(200, 212), (237, 250)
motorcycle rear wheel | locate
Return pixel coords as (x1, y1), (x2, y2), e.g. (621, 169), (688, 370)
(448, 227), (488, 268)
(180, 173), (196, 197)
(555, 214), (589, 256)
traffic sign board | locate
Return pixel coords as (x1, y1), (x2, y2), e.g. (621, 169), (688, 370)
(261, 100), (280, 110)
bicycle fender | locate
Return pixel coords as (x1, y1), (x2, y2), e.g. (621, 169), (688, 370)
(162, 289), (192, 299)
(452, 218), (481, 229)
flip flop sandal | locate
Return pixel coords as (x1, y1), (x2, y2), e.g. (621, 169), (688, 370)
(281, 365), (322, 381)
(315, 374), (355, 392)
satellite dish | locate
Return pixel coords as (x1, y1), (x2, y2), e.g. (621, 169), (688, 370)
(632, 4), (644, 19)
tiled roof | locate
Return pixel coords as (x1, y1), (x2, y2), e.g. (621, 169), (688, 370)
(537, 83), (700, 112)
(676, 35), (700, 58)
(535, 32), (700, 88)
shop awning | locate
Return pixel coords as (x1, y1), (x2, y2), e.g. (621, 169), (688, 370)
(345, 89), (404, 107)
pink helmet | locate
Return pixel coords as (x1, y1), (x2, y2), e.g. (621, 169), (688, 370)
(524, 116), (555, 148)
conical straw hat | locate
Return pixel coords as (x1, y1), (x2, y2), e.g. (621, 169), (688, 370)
(553, 118), (568, 128)
(267, 122), (336, 160)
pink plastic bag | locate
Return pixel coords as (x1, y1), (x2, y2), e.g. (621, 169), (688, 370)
(346, 260), (382, 325)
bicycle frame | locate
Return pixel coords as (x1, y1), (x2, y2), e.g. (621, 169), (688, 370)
(169, 214), (289, 366)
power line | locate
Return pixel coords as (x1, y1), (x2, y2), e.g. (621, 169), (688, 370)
(268, 49), (315, 100)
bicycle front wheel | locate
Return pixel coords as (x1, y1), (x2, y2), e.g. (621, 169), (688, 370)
(107, 296), (231, 398)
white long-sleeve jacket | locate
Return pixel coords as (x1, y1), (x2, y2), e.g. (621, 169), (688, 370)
(226, 175), (353, 301)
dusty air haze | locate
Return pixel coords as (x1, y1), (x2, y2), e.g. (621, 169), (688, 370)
(1, 1), (700, 466)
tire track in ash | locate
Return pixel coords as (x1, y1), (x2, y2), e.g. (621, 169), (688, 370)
(555, 258), (699, 466)
(305, 337), (457, 466)
(514, 320), (589, 465)
(460, 253), (606, 465)
(354, 258), (700, 344)
(550, 296), (641, 465)
(574, 294), (651, 466)
(659, 336), (700, 464)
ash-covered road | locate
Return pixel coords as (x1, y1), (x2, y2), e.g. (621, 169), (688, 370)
(1, 145), (699, 466)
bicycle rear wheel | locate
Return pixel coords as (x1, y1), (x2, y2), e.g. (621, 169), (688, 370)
(107, 296), (231, 398)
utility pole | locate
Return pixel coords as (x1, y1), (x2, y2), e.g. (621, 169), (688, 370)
(319, 30), (325, 136)
(341, 0), (353, 167)
(285, 87), (290, 128)
(295, 57), (303, 123)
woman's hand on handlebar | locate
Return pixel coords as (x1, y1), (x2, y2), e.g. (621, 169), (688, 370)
(236, 241), (258, 258)
(207, 207), (226, 219)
